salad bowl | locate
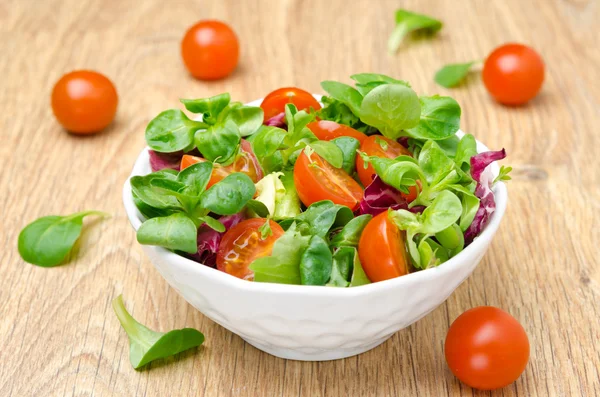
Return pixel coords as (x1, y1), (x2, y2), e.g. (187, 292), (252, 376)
(122, 98), (508, 361)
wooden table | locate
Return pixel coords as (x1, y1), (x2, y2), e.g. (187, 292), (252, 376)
(1, 0), (599, 395)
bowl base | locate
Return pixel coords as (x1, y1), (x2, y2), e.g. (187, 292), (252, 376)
(241, 334), (393, 361)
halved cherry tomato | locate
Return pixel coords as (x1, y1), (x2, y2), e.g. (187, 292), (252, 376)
(180, 140), (262, 188)
(51, 70), (118, 134)
(482, 43), (544, 105)
(356, 135), (418, 202)
(307, 120), (367, 143)
(445, 306), (530, 390)
(294, 150), (363, 210)
(358, 211), (409, 282)
(260, 87), (321, 121)
(216, 218), (284, 280)
(181, 20), (239, 80)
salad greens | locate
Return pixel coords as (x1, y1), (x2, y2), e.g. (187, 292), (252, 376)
(112, 295), (205, 369)
(388, 9), (443, 54)
(18, 211), (109, 267)
(131, 73), (509, 288)
(434, 61), (480, 88)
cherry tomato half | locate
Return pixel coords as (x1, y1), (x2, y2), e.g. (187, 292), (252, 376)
(358, 211), (410, 282)
(216, 218), (284, 280)
(356, 135), (418, 201)
(445, 306), (530, 390)
(260, 87), (321, 121)
(482, 43), (544, 105)
(307, 120), (367, 143)
(181, 20), (239, 80)
(181, 140), (262, 188)
(294, 150), (363, 210)
(51, 70), (118, 134)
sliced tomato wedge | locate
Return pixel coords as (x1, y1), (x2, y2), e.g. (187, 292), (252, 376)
(307, 120), (367, 143)
(356, 135), (418, 202)
(216, 218), (284, 280)
(293, 149), (363, 210)
(358, 211), (410, 282)
(180, 140), (262, 188)
(260, 87), (321, 121)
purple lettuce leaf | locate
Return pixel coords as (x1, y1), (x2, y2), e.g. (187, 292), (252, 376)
(148, 150), (182, 172)
(265, 112), (287, 129)
(464, 149), (506, 244)
(186, 213), (246, 267)
(359, 176), (408, 216)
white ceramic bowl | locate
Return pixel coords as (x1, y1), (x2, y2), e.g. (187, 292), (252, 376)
(122, 98), (507, 361)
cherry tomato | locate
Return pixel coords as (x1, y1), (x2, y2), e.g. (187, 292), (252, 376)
(216, 218), (284, 280)
(180, 140), (262, 188)
(482, 43), (544, 105)
(307, 120), (367, 143)
(293, 150), (363, 210)
(356, 135), (418, 201)
(260, 87), (321, 121)
(181, 20), (239, 80)
(445, 306), (530, 390)
(51, 70), (118, 134)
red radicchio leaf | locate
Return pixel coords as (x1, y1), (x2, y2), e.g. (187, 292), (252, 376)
(148, 150), (182, 172)
(187, 213), (246, 267)
(464, 149), (506, 244)
(359, 176), (408, 216)
(264, 112), (286, 129)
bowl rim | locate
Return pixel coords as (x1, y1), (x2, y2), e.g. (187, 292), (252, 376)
(122, 96), (508, 297)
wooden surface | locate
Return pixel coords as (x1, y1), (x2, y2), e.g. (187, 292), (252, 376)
(1, 0), (599, 395)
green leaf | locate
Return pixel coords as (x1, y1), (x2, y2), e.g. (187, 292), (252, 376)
(425, 238), (451, 263)
(349, 249), (371, 287)
(326, 247), (353, 287)
(200, 173), (256, 215)
(258, 219), (273, 239)
(133, 192), (177, 219)
(145, 110), (205, 153)
(130, 171), (181, 210)
(389, 209), (420, 231)
(300, 235), (333, 286)
(285, 104), (316, 142)
(435, 135), (461, 158)
(331, 136), (361, 174)
(316, 96), (364, 131)
(406, 95), (461, 140)
(418, 140), (470, 185)
(417, 238), (438, 268)
(251, 126), (288, 172)
(435, 223), (464, 251)
(136, 213), (198, 253)
(250, 223), (308, 284)
(199, 216), (225, 232)
(274, 170), (302, 220)
(454, 134), (477, 169)
(177, 162), (214, 197)
(434, 62), (478, 88)
(194, 120), (241, 164)
(330, 214), (372, 248)
(320, 81), (363, 116)
(251, 172), (284, 217)
(368, 156), (423, 193)
(112, 295), (204, 370)
(351, 73), (411, 87)
(447, 184), (480, 232)
(494, 165), (513, 184)
(388, 9), (443, 54)
(294, 200), (354, 238)
(246, 199), (271, 218)
(359, 84), (421, 139)
(418, 190), (462, 234)
(226, 105), (264, 136)
(18, 211), (109, 267)
(180, 93), (230, 123)
(309, 140), (344, 169)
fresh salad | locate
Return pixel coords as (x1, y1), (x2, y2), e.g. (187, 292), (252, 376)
(131, 73), (509, 287)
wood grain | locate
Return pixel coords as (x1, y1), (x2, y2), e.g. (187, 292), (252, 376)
(1, 0), (599, 395)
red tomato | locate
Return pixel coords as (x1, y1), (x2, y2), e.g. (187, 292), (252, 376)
(358, 211), (410, 282)
(293, 150), (363, 210)
(482, 43), (544, 105)
(216, 218), (284, 280)
(307, 120), (367, 143)
(51, 70), (118, 134)
(180, 140), (262, 188)
(356, 135), (418, 201)
(260, 87), (321, 121)
(181, 20), (239, 80)
(445, 306), (530, 390)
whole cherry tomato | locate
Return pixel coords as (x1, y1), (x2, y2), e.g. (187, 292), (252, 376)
(260, 87), (321, 121)
(358, 211), (410, 282)
(216, 218), (284, 280)
(181, 20), (239, 80)
(482, 43), (544, 105)
(293, 149), (363, 210)
(51, 70), (118, 134)
(445, 306), (530, 390)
